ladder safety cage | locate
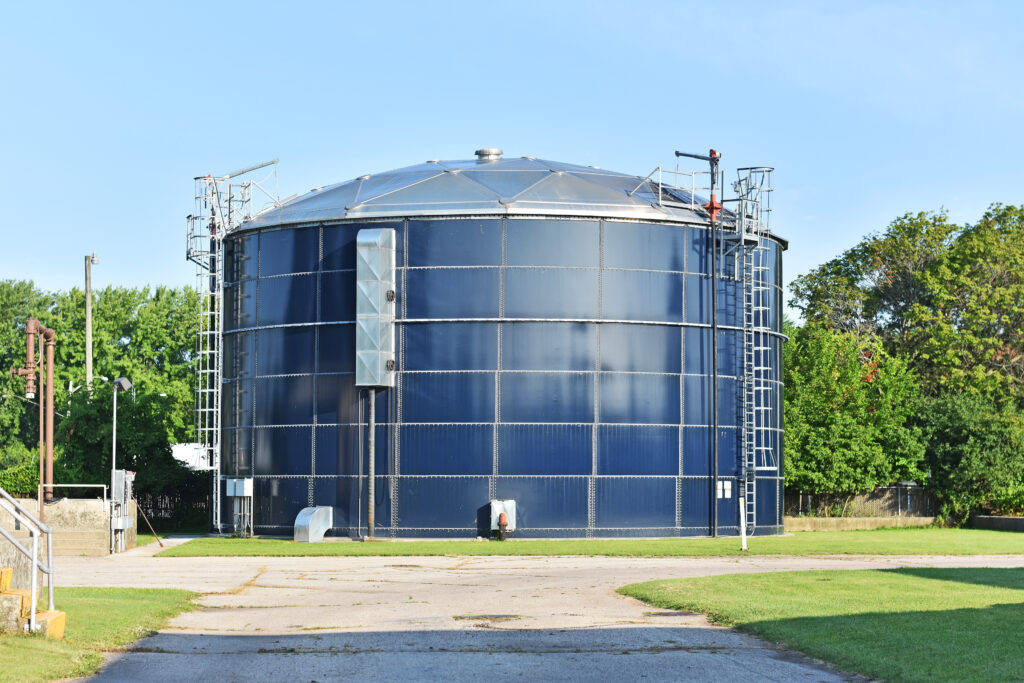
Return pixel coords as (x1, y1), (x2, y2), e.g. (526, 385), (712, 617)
(643, 157), (778, 538)
(731, 167), (777, 536)
(185, 159), (279, 534)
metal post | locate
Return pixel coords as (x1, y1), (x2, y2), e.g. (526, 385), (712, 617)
(29, 531), (38, 631)
(676, 149), (722, 538)
(739, 495), (748, 551)
(111, 388), (117, 555)
(112, 388), (117, 482)
(357, 390), (363, 536)
(85, 255), (94, 390)
(709, 155), (719, 538)
(37, 334), (44, 519)
(46, 531), (53, 610)
(368, 388), (376, 538)
(44, 336), (54, 502)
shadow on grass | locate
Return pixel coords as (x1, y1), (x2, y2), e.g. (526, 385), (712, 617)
(743, 601), (1024, 682)
(888, 566), (1024, 591)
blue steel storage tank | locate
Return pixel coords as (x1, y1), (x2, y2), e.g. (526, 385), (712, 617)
(220, 149), (786, 537)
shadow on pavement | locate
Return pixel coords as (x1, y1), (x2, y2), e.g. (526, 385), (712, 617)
(92, 626), (848, 682)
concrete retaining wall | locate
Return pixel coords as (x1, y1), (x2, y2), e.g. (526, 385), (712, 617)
(784, 516), (935, 532)
(1, 498), (136, 557)
(972, 515), (1024, 532)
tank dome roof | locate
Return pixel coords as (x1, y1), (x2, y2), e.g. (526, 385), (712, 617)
(241, 154), (721, 230)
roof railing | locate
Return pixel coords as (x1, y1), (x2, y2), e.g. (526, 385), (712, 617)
(627, 166), (721, 212)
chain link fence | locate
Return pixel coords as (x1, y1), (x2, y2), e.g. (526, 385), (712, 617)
(785, 486), (934, 518)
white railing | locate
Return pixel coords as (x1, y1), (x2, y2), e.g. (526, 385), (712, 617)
(627, 166), (725, 212)
(38, 483), (108, 508)
(0, 487), (54, 631)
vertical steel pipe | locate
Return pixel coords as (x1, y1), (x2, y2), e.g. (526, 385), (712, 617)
(29, 531), (38, 631)
(709, 155), (720, 538)
(85, 255), (94, 390)
(367, 388), (375, 538)
(112, 389), (118, 480)
(44, 334), (54, 502)
(46, 531), (54, 610)
(37, 334), (44, 518)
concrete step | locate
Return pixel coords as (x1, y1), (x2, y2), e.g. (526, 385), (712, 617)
(4, 588), (33, 619)
(19, 609), (66, 639)
(7, 529), (108, 541)
(0, 592), (21, 631)
(4, 529), (110, 556)
(53, 545), (109, 557)
(1, 592), (66, 638)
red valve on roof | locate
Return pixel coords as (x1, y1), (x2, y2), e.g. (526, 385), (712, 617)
(704, 194), (723, 222)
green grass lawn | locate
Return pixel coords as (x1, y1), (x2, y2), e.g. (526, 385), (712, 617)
(157, 527), (1024, 557)
(135, 531), (158, 546)
(619, 568), (1024, 682)
(0, 587), (196, 683)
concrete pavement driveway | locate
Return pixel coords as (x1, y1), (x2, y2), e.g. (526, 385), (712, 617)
(59, 541), (1024, 682)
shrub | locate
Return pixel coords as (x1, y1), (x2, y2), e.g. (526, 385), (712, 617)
(916, 394), (1024, 524)
(0, 457), (39, 496)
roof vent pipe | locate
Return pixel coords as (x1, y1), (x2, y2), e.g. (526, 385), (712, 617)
(475, 148), (503, 162)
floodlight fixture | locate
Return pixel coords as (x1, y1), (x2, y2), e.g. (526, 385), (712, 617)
(114, 377), (132, 392)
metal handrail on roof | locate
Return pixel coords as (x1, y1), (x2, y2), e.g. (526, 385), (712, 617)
(0, 486), (55, 631)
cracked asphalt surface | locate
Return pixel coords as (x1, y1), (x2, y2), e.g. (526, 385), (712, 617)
(58, 539), (1024, 682)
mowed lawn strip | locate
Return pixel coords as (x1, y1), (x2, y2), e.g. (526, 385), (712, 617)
(136, 532), (158, 546)
(0, 587), (196, 683)
(619, 568), (1024, 683)
(158, 527), (1024, 557)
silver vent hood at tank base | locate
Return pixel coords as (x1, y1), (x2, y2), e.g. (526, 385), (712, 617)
(239, 149), (731, 230)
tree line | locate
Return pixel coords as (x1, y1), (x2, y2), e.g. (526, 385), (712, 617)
(0, 281), (203, 508)
(786, 204), (1024, 523)
(2, 203), (1023, 526)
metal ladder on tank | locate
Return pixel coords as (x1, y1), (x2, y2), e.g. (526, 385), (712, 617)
(187, 179), (229, 534)
(735, 167), (776, 538)
(185, 160), (279, 534)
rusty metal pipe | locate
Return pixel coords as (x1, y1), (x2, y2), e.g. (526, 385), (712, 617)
(25, 318), (56, 502)
(11, 318), (56, 504)
(10, 318), (38, 397)
(25, 319), (38, 397)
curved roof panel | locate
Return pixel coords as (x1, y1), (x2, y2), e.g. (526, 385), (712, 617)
(240, 154), (718, 230)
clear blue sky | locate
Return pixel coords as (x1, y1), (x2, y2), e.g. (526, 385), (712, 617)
(3, 1), (1022, 311)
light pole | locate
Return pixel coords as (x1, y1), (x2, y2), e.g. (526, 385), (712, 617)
(85, 253), (98, 390)
(110, 376), (132, 554)
(111, 377), (132, 484)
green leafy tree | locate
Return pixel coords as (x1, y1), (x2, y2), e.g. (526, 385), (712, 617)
(790, 211), (956, 338)
(791, 205), (1024, 406)
(0, 281), (200, 497)
(908, 204), (1024, 403)
(915, 394), (1024, 523)
(58, 384), (203, 498)
(783, 320), (925, 494)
